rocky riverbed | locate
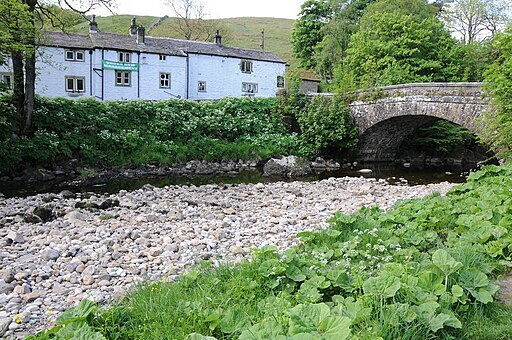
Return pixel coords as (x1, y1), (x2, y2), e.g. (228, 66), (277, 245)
(0, 176), (455, 338)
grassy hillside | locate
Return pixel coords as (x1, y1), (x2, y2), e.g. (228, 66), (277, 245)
(69, 15), (296, 67)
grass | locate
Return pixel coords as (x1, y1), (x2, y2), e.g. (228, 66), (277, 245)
(67, 15), (297, 68)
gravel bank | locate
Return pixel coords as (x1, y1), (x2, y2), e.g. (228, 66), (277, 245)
(0, 176), (455, 338)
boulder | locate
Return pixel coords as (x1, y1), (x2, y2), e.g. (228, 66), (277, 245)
(263, 156), (312, 177)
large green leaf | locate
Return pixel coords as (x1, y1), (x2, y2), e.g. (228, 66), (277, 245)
(428, 313), (462, 332)
(363, 273), (401, 298)
(318, 316), (351, 339)
(288, 303), (331, 335)
(56, 300), (98, 325)
(431, 249), (463, 277)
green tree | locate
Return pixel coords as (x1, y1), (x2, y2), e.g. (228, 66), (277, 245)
(313, 0), (375, 81)
(482, 25), (512, 163)
(335, 0), (459, 89)
(291, 0), (332, 70)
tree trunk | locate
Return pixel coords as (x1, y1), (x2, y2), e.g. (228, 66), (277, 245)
(23, 55), (36, 133)
(11, 51), (25, 130)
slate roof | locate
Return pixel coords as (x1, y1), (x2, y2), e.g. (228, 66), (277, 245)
(40, 31), (286, 64)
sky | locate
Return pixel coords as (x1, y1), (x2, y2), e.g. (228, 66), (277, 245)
(95, 0), (304, 19)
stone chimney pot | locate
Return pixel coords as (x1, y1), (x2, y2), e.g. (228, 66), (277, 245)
(89, 15), (98, 33)
(214, 30), (222, 46)
(136, 25), (145, 45)
(129, 16), (137, 36)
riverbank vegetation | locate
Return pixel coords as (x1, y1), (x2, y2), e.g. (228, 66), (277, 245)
(0, 94), (357, 176)
(28, 164), (512, 339)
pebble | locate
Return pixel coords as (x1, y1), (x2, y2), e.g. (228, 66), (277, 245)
(0, 176), (455, 336)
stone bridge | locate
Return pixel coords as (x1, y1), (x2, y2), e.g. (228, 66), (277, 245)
(321, 82), (490, 161)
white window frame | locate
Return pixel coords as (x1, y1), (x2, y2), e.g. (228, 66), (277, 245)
(1, 73), (13, 89)
(65, 76), (86, 93)
(277, 76), (285, 88)
(198, 81), (206, 92)
(65, 49), (85, 62)
(118, 52), (131, 63)
(159, 72), (171, 88)
(240, 60), (253, 74)
(115, 70), (131, 87)
(159, 54), (167, 61)
(242, 82), (258, 94)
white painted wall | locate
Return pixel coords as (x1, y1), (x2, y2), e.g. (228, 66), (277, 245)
(2, 46), (285, 101)
(187, 53), (286, 100)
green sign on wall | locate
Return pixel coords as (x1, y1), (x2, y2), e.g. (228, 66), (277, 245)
(102, 60), (139, 71)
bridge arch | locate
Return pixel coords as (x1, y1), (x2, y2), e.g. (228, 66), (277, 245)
(347, 83), (489, 161)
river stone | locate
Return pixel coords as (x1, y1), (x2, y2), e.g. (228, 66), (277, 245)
(263, 156), (311, 177)
(0, 317), (11, 337)
(33, 206), (54, 222)
(43, 249), (61, 261)
(6, 231), (25, 244)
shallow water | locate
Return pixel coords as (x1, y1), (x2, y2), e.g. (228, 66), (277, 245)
(0, 162), (477, 198)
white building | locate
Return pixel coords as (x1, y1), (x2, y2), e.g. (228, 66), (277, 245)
(0, 17), (286, 101)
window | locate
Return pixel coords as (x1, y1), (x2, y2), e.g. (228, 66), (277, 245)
(65, 50), (85, 62)
(160, 73), (170, 88)
(198, 81), (206, 92)
(0, 74), (12, 89)
(115, 71), (131, 86)
(242, 82), (258, 93)
(277, 76), (285, 88)
(240, 60), (253, 74)
(65, 76), (85, 93)
(159, 54), (167, 61)
(118, 52), (131, 63)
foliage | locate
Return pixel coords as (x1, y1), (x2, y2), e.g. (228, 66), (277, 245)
(296, 95), (358, 152)
(30, 164), (512, 339)
(313, 0), (375, 81)
(0, 95), (302, 175)
(482, 25), (512, 163)
(400, 119), (478, 154)
(335, 0), (461, 90)
(291, 0), (332, 70)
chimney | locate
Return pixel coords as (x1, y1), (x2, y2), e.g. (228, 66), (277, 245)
(259, 29), (265, 50)
(129, 16), (137, 36)
(89, 15), (98, 33)
(136, 25), (145, 45)
(214, 30), (222, 46)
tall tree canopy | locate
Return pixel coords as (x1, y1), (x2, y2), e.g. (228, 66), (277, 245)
(291, 0), (332, 70)
(0, 0), (114, 132)
(334, 0), (460, 89)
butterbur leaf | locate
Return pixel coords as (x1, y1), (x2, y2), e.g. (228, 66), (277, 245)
(471, 288), (494, 304)
(363, 273), (401, 298)
(431, 249), (463, 277)
(57, 300), (98, 325)
(326, 229), (342, 238)
(428, 313), (462, 332)
(451, 285), (464, 298)
(185, 334), (218, 340)
(460, 269), (489, 289)
(220, 309), (250, 334)
(412, 301), (439, 321)
(239, 320), (286, 340)
(288, 303), (330, 335)
(205, 313), (222, 331)
(54, 321), (106, 340)
(297, 231), (315, 242)
(318, 316), (351, 339)
(286, 265), (306, 282)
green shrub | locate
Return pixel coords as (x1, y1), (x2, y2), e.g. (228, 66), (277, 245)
(297, 94), (358, 152)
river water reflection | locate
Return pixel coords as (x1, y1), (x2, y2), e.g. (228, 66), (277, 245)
(0, 162), (478, 198)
